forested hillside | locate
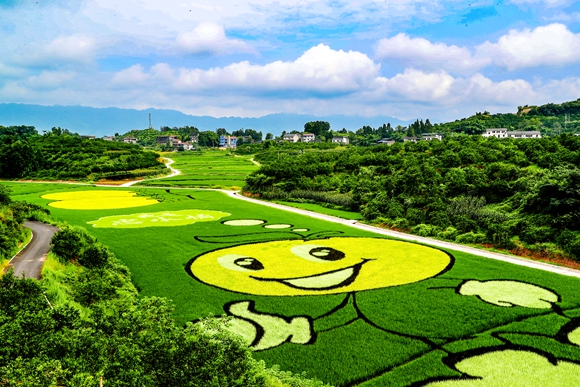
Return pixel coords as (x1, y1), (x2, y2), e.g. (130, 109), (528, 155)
(0, 126), (167, 181)
(244, 134), (580, 261)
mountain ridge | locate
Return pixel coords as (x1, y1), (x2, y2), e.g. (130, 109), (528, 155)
(0, 103), (410, 137)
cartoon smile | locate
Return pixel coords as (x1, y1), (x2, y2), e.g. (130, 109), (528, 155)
(252, 259), (372, 290)
(189, 237), (453, 296)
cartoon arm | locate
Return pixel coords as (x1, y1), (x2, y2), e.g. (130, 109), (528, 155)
(458, 280), (559, 309)
(224, 301), (314, 351)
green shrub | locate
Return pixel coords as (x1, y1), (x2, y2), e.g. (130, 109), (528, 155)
(455, 231), (486, 244)
(438, 227), (459, 241)
(411, 224), (441, 237)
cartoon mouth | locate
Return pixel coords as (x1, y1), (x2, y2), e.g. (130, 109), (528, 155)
(252, 259), (372, 291)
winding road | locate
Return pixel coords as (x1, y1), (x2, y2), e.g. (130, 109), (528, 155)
(8, 221), (59, 279)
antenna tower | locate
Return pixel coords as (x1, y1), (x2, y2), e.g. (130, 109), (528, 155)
(149, 113), (152, 129)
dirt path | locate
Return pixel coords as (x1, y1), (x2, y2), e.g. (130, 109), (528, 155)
(220, 191), (580, 280)
(8, 221), (59, 279)
(119, 157), (180, 187)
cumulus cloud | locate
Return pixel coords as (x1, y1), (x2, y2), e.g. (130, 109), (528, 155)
(111, 64), (151, 85)
(174, 44), (380, 94)
(44, 34), (97, 62)
(375, 69), (456, 101)
(27, 71), (77, 89)
(476, 23), (580, 70)
(375, 33), (490, 74)
(177, 23), (255, 55)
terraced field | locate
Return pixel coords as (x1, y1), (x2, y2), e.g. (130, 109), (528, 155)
(7, 182), (580, 387)
(134, 150), (258, 189)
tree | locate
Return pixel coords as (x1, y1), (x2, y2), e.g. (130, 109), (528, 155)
(79, 243), (111, 269)
(304, 121), (330, 136)
(0, 184), (10, 205)
(265, 133), (273, 140)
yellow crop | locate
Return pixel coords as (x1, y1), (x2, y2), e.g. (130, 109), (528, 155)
(42, 190), (159, 210)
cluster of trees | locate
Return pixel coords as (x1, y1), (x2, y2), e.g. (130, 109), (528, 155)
(244, 134), (580, 260)
(0, 190), (328, 387)
(0, 126), (166, 180)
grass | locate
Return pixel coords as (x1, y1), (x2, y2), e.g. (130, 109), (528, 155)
(136, 150), (258, 189)
(6, 181), (580, 387)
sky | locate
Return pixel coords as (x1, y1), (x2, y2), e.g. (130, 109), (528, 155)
(0, 0), (579, 123)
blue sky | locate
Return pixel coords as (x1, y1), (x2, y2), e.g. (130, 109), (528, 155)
(0, 0), (579, 123)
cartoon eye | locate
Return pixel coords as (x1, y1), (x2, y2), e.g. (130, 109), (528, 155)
(218, 254), (264, 271)
(291, 244), (346, 263)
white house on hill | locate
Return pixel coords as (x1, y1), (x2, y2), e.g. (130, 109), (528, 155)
(482, 128), (508, 138)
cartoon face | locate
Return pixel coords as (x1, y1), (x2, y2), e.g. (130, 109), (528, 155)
(188, 237), (453, 296)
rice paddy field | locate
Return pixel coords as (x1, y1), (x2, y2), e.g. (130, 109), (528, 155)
(135, 150), (258, 189)
(7, 182), (580, 387)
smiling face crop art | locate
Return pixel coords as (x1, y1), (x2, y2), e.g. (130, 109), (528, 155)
(189, 237), (452, 296)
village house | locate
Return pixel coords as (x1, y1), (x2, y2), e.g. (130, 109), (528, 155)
(102, 136), (114, 141)
(219, 135), (237, 148)
(482, 128), (508, 138)
(507, 131), (542, 139)
(157, 135), (179, 144)
(282, 133), (301, 142)
(421, 133), (442, 141)
(301, 133), (315, 142)
(402, 136), (418, 142)
(376, 138), (395, 145)
(123, 137), (138, 144)
(332, 136), (349, 145)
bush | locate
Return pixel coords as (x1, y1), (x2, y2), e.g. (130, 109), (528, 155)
(455, 231), (486, 244)
(51, 226), (95, 263)
(411, 224), (441, 237)
(79, 243), (111, 269)
(438, 227), (459, 241)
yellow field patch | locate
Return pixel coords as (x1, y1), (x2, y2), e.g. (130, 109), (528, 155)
(42, 190), (159, 210)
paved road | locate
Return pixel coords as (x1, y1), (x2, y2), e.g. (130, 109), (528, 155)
(221, 190), (580, 280)
(8, 221), (59, 279)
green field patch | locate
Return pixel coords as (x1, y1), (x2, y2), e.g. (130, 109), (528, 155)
(424, 349), (580, 386)
(88, 209), (230, 228)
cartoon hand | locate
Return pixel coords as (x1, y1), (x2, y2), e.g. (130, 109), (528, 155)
(423, 349), (580, 386)
(224, 301), (314, 351)
(458, 280), (558, 308)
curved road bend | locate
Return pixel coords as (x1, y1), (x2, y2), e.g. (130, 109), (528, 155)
(8, 221), (59, 279)
(221, 190), (580, 280)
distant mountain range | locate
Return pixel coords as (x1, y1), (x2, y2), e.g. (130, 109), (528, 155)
(0, 103), (410, 137)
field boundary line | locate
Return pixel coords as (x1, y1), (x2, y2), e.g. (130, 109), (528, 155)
(221, 190), (580, 279)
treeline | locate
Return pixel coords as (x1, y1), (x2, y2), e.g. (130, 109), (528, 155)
(0, 186), (329, 387)
(0, 126), (166, 180)
(243, 134), (580, 260)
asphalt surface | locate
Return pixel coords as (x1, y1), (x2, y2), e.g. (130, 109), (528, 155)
(8, 221), (59, 279)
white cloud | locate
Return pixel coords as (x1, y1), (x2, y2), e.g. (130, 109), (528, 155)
(44, 34), (97, 63)
(173, 44), (380, 93)
(176, 23), (255, 55)
(476, 23), (580, 70)
(375, 33), (490, 74)
(510, 0), (572, 8)
(27, 71), (77, 89)
(111, 64), (151, 85)
(375, 69), (456, 101)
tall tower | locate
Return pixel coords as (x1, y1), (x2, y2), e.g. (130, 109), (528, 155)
(149, 113), (152, 129)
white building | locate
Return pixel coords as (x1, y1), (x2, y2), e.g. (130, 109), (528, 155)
(123, 137), (138, 144)
(219, 135), (237, 148)
(332, 136), (349, 145)
(422, 133), (442, 141)
(301, 133), (315, 142)
(283, 133), (301, 142)
(482, 128), (508, 138)
(507, 131), (542, 139)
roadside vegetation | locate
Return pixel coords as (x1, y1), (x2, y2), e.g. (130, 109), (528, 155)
(243, 134), (580, 263)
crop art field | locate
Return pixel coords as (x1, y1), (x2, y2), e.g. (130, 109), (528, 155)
(8, 182), (580, 387)
(135, 151), (258, 189)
